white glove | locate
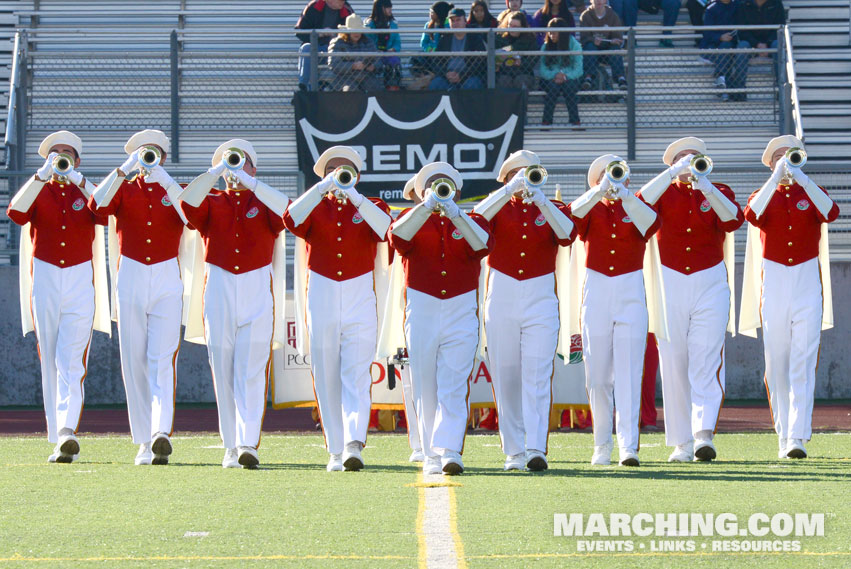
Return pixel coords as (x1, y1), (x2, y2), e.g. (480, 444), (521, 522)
(207, 160), (227, 178)
(505, 169), (525, 194)
(598, 176), (612, 195)
(667, 154), (693, 178)
(769, 159), (785, 184)
(232, 168), (258, 190)
(120, 150), (140, 176)
(788, 166), (809, 187)
(344, 185), (365, 208)
(615, 183), (630, 200)
(36, 153), (57, 181)
(525, 185), (547, 206)
(441, 199), (461, 219)
(422, 192), (439, 211)
(66, 169), (84, 187)
(144, 165), (176, 189)
(694, 175), (715, 195)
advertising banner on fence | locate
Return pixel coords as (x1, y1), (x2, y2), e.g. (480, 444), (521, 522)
(294, 90), (526, 201)
(272, 298), (588, 410)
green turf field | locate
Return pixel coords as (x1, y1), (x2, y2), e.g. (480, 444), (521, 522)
(0, 432), (849, 568)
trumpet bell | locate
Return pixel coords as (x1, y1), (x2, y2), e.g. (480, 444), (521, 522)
(689, 154), (713, 178)
(52, 153), (75, 178)
(332, 165), (358, 190)
(223, 147), (246, 171)
(139, 145), (162, 170)
(431, 177), (457, 202)
(605, 160), (630, 185)
(524, 165), (548, 188)
(785, 147), (807, 169)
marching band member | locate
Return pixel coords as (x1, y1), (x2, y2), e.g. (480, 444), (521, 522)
(473, 150), (575, 471)
(284, 146), (392, 472)
(568, 155), (662, 466)
(385, 162), (493, 475)
(179, 139), (289, 469)
(740, 136), (838, 459)
(89, 130), (193, 466)
(7, 131), (110, 463)
(638, 137), (743, 462)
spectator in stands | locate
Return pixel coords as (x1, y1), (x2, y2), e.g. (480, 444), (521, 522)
(580, 0), (627, 91)
(468, 0), (500, 28)
(687, 0), (709, 45)
(608, 0), (681, 47)
(735, 0), (785, 101)
(328, 15), (384, 92)
(700, 0), (743, 102)
(530, 0), (577, 44)
(538, 17), (583, 126)
(422, 1), (454, 52)
(429, 7), (487, 89)
(366, 0), (403, 89)
(497, 0), (528, 27)
(296, 0), (356, 90)
(496, 11), (539, 89)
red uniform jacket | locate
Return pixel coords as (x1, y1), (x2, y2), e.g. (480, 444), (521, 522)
(180, 189), (285, 274)
(640, 181), (743, 275)
(743, 182), (839, 266)
(487, 197), (576, 280)
(7, 179), (107, 268)
(389, 210), (494, 299)
(283, 195), (391, 281)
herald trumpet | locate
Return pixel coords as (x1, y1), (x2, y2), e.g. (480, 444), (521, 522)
(430, 177), (456, 215)
(688, 153), (713, 181)
(52, 153), (75, 180)
(605, 160), (630, 185)
(784, 147), (806, 169)
(524, 165), (548, 188)
(328, 165), (358, 204)
(138, 145), (162, 176)
(222, 147), (246, 187)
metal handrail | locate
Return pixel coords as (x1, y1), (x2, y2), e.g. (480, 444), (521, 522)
(784, 25), (804, 140)
(4, 31), (23, 153)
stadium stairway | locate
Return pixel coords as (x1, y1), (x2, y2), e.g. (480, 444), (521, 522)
(786, 0), (851, 164)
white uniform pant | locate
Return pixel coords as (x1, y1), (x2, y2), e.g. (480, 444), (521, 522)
(581, 269), (647, 453)
(203, 264), (273, 450)
(31, 258), (95, 443)
(761, 258), (821, 441)
(116, 256), (182, 444)
(658, 261), (728, 446)
(405, 289), (478, 457)
(306, 271), (376, 455)
(484, 270), (558, 456)
(399, 366), (422, 451)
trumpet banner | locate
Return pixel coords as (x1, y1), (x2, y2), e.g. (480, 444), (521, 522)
(272, 298), (588, 409)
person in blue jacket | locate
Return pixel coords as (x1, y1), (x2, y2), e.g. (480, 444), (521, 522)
(366, 0), (403, 89)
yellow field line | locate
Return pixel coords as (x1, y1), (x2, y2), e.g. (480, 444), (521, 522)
(416, 471), (427, 569)
(447, 485), (468, 569)
(465, 551), (851, 559)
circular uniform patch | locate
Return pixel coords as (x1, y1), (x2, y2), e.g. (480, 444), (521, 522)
(700, 199), (711, 212)
(797, 200), (810, 211)
(161, 196), (173, 207)
(451, 229), (463, 240)
(622, 216), (632, 223)
(72, 198), (85, 211)
(534, 213), (546, 226)
(352, 212), (364, 224)
(246, 206), (259, 218)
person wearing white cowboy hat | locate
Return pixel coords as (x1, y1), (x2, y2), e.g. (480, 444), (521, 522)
(328, 14), (384, 92)
(385, 162), (493, 475)
(178, 139), (290, 470)
(472, 150), (575, 472)
(88, 129), (193, 466)
(285, 145), (392, 472)
(7, 130), (111, 464)
(637, 137), (743, 463)
(740, 135), (838, 460)
(568, 154), (662, 467)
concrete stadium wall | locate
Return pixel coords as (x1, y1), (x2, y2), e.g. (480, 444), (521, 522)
(1, 263), (849, 407)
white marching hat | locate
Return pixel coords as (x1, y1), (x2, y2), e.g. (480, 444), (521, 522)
(587, 153), (624, 187)
(497, 149), (540, 182)
(402, 175), (417, 201)
(762, 134), (803, 167)
(414, 161), (462, 199)
(213, 139), (257, 167)
(125, 129), (170, 154)
(38, 130), (82, 159)
(663, 136), (706, 166)
(313, 145), (364, 177)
